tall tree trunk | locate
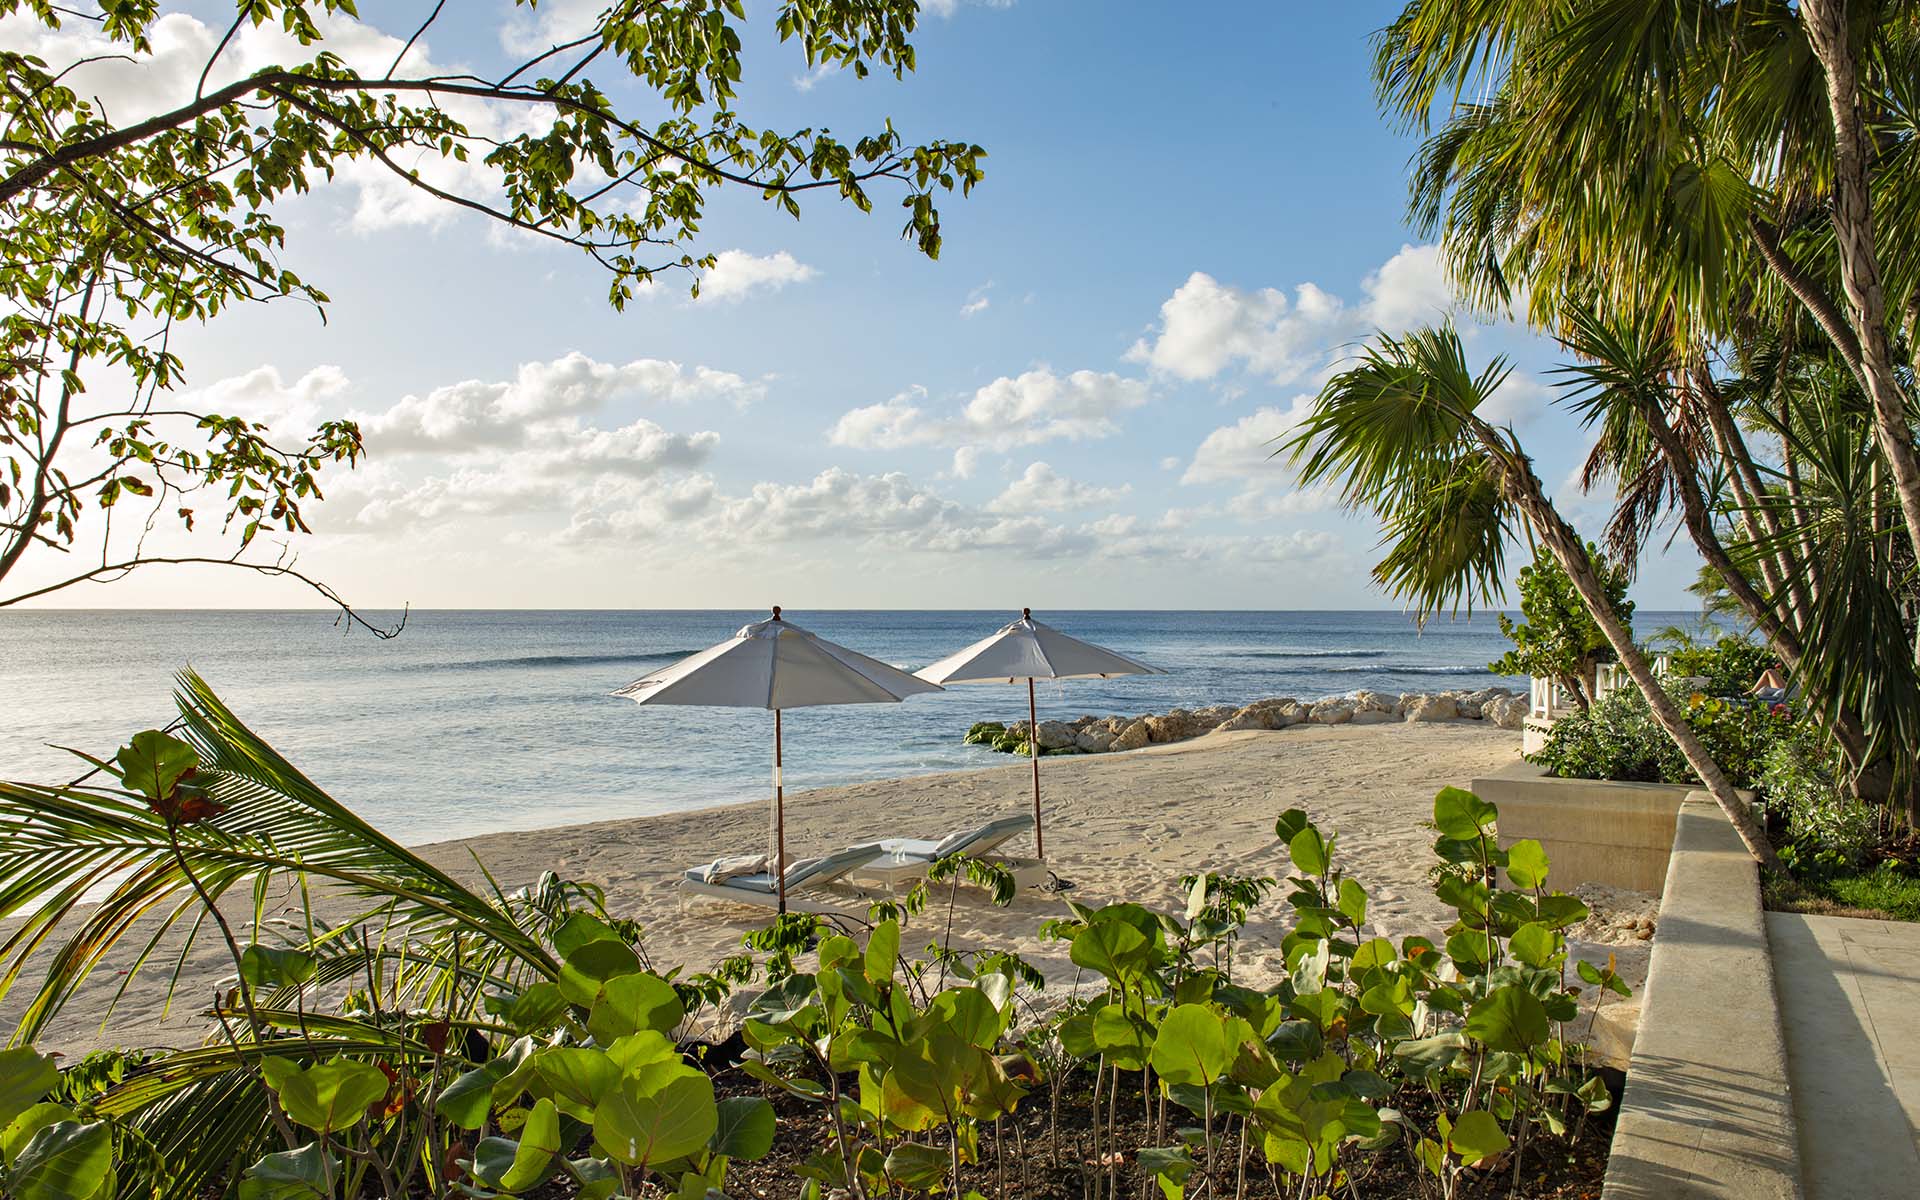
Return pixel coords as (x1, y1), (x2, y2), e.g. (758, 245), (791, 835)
(1482, 437), (1781, 867)
(1801, 0), (1920, 561)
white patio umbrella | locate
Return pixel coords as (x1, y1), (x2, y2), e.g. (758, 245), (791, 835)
(615, 607), (943, 912)
(916, 609), (1165, 858)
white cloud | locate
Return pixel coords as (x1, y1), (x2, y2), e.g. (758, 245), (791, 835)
(1126, 243), (1459, 384)
(1478, 374), (1550, 429)
(960, 282), (993, 317)
(1180, 396), (1317, 485)
(361, 352), (759, 454)
(987, 463), (1130, 513)
(697, 250), (817, 303)
(183, 364), (354, 433)
(793, 62), (838, 92)
(949, 447), (982, 479)
(829, 369), (1150, 452)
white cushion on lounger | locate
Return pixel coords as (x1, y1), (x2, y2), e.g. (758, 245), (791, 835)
(692, 853), (768, 884)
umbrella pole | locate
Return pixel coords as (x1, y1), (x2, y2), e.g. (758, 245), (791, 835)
(1028, 676), (1043, 859)
(775, 708), (787, 914)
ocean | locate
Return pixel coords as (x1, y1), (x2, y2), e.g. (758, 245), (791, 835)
(0, 609), (1680, 845)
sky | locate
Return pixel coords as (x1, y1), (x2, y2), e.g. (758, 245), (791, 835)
(4, 0), (1707, 613)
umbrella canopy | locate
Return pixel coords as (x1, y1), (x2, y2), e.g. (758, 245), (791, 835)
(617, 607), (942, 911)
(916, 609), (1164, 858)
(917, 610), (1165, 685)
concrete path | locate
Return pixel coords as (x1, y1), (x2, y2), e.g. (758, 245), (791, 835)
(1768, 913), (1920, 1199)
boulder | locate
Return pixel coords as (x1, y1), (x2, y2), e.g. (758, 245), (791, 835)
(1404, 693), (1460, 722)
(1074, 726), (1116, 753)
(1214, 709), (1269, 732)
(1349, 709), (1395, 725)
(1214, 697), (1305, 732)
(1487, 695), (1529, 729)
(1308, 698), (1354, 725)
(1034, 720), (1078, 750)
(1109, 718), (1151, 751)
(1191, 705), (1236, 731)
(1270, 700), (1309, 728)
(1146, 709), (1200, 743)
(1352, 690), (1403, 719)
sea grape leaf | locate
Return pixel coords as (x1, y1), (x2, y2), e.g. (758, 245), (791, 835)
(9, 1120), (112, 1200)
(0, 1048), (59, 1130)
(260, 1057), (389, 1134)
(1504, 840), (1550, 889)
(1508, 923), (1558, 969)
(238, 1141), (339, 1200)
(593, 1069), (717, 1168)
(587, 971), (684, 1042)
(534, 1047), (621, 1120)
(1287, 827), (1332, 877)
(1465, 985), (1550, 1054)
(558, 940), (644, 1007)
(2, 1103), (75, 1167)
(240, 945), (317, 989)
(865, 919), (900, 985)
(1150, 1005), (1241, 1086)
(711, 1096), (775, 1161)
(1432, 787), (1496, 840)
(551, 913), (620, 959)
(1447, 1109), (1509, 1165)
(1336, 878), (1368, 926)
(883, 1141), (949, 1188)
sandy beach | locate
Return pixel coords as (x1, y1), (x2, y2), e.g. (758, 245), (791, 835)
(9, 721), (1653, 1059)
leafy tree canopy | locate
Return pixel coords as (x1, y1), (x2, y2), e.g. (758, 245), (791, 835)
(1487, 543), (1633, 706)
(0, 0), (983, 628)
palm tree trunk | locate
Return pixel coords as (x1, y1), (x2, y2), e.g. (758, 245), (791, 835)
(1487, 445), (1781, 867)
(1801, 0), (1920, 561)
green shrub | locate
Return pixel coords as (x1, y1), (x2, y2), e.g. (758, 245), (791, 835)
(1662, 635), (1775, 698)
(1760, 729), (1882, 872)
(1487, 542), (1634, 705)
(1529, 684), (1788, 791)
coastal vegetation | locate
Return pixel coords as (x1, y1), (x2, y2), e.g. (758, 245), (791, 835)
(0, 0), (980, 629)
(0, 677), (1620, 1200)
(1288, 0), (1920, 875)
(1484, 546), (1631, 712)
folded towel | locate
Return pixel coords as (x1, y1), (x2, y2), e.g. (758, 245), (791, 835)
(695, 853), (768, 884)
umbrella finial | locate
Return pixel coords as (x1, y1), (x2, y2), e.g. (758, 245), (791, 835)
(772, 605), (782, 621)
(1022, 607), (1032, 620)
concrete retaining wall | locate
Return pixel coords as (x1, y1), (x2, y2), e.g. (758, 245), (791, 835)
(1600, 795), (1802, 1199)
(1474, 761), (1703, 893)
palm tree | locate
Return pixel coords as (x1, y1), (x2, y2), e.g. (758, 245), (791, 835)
(1283, 325), (1779, 865)
(1373, 0), (1920, 565)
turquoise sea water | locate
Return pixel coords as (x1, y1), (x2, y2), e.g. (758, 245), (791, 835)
(0, 609), (1689, 844)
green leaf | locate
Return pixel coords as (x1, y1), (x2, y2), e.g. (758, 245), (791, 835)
(1504, 839), (1550, 888)
(1508, 923), (1558, 969)
(587, 971), (685, 1042)
(1068, 916), (1149, 982)
(534, 1047), (621, 1120)
(594, 1068), (717, 1168)
(1149, 1004), (1240, 1086)
(551, 913), (621, 959)
(1433, 787), (1496, 840)
(1392, 1032), (1464, 1079)
(113, 729), (198, 802)
(1091, 1004), (1153, 1071)
(240, 944), (317, 989)
(1336, 877), (1368, 925)
(238, 1141), (338, 1200)
(475, 1099), (561, 1193)
(1448, 1109), (1510, 1165)
(260, 1056), (390, 1134)
(884, 1140), (950, 1188)
(1465, 985), (1550, 1053)
(711, 1096), (775, 1161)
(865, 918), (900, 985)
(9, 1121), (112, 1200)
(1287, 826), (1332, 876)
(2, 1103), (75, 1167)
(0, 1048), (59, 1130)
(1273, 809), (1311, 843)
(559, 939), (643, 1007)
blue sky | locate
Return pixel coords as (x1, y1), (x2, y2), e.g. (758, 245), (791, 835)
(8, 1), (1707, 612)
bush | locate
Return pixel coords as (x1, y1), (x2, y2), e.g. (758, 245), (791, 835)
(1487, 543), (1633, 705)
(1759, 729), (1882, 872)
(1529, 684), (1788, 792)
(1662, 635), (1775, 698)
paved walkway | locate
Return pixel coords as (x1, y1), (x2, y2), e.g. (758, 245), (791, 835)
(1768, 913), (1920, 1199)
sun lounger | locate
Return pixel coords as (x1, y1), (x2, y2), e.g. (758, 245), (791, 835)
(680, 841), (886, 912)
(870, 813), (1035, 860)
(855, 814), (1049, 891)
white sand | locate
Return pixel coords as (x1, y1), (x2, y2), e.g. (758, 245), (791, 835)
(8, 722), (1563, 1057)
